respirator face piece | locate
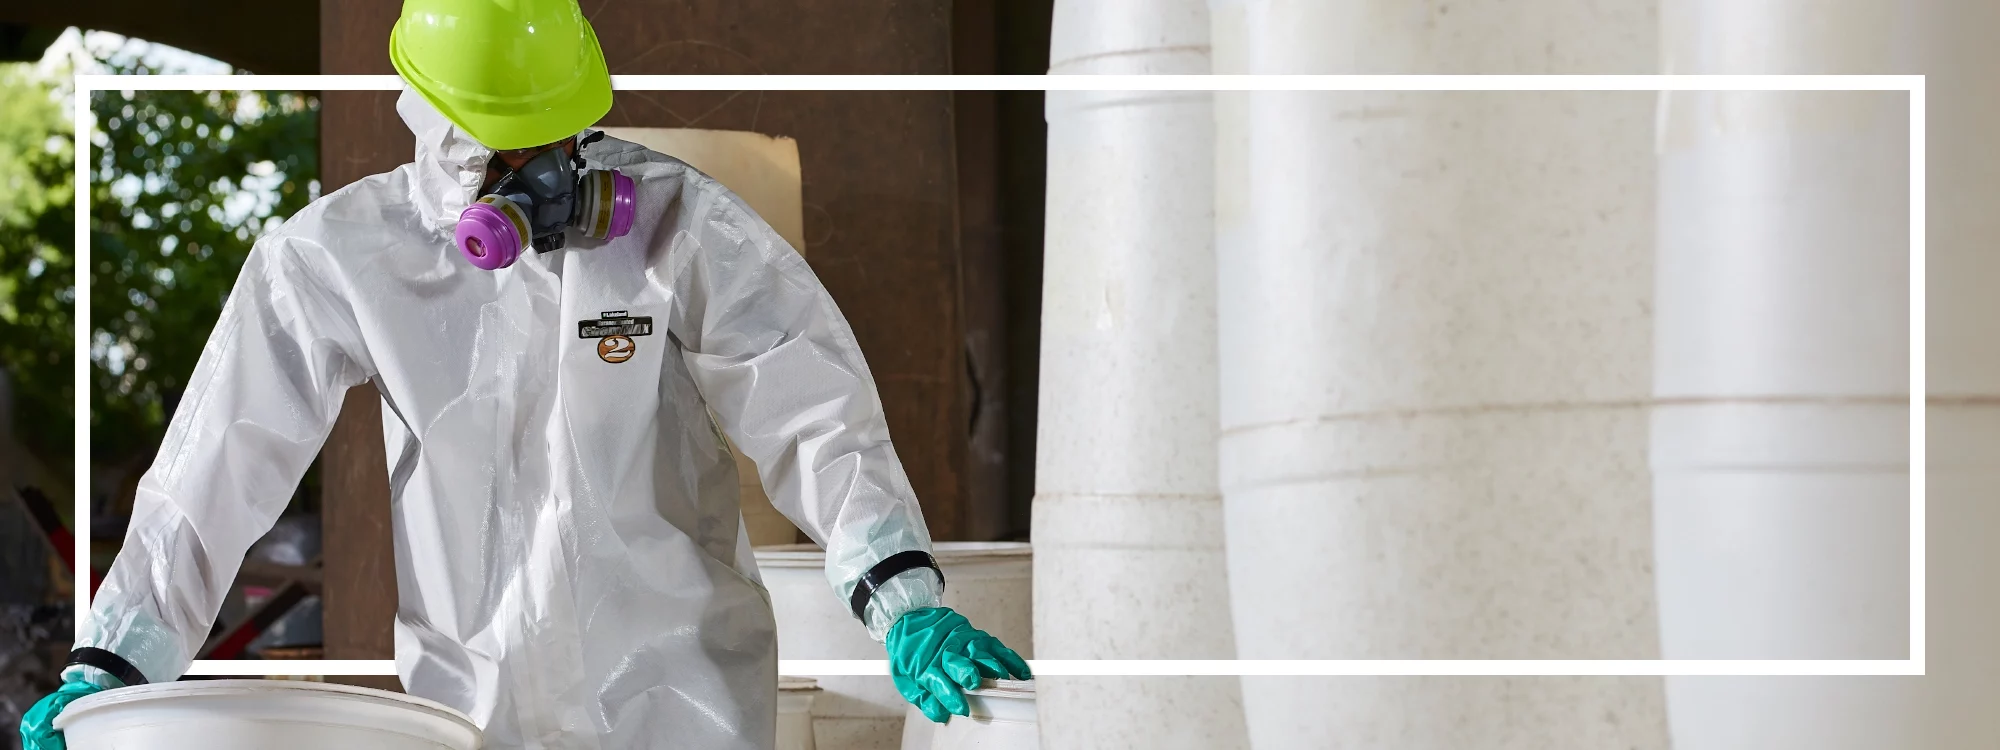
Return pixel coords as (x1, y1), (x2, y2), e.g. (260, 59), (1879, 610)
(454, 135), (636, 271)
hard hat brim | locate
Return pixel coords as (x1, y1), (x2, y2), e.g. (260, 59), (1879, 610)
(390, 16), (614, 151)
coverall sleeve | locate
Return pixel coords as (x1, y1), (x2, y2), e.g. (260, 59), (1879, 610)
(73, 230), (372, 686)
(667, 190), (944, 641)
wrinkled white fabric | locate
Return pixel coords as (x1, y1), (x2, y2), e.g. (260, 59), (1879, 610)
(76, 88), (944, 750)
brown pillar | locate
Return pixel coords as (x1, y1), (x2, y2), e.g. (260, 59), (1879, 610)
(996, 0), (1056, 539)
(954, 0), (1010, 542)
(316, 0), (407, 692)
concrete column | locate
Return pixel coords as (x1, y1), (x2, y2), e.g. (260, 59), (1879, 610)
(1655, 1), (1992, 747)
(1211, 2), (1667, 747)
(1033, 0), (1250, 747)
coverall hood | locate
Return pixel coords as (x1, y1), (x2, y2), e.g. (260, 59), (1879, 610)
(396, 86), (496, 234)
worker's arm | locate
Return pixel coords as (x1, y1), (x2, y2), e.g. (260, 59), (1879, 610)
(74, 226), (371, 687)
(666, 187), (942, 641)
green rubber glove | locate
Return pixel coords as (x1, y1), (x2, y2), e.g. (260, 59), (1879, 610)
(885, 606), (1032, 723)
(19, 680), (105, 750)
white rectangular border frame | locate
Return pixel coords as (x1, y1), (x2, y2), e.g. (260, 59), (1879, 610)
(72, 73), (1925, 678)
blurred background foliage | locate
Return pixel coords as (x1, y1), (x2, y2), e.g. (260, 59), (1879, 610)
(0, 31), (323, 516)
(88, 58), (319, 466)
(0, 63), (73, 475)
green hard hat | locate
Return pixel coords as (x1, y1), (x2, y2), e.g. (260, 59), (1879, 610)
(389, 0), (613, 151)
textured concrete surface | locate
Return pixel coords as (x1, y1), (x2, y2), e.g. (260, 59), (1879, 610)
(1212, 5), (1669, 736)
(1242, 678), (1668, 750)
(1035, 2), (1249, 747)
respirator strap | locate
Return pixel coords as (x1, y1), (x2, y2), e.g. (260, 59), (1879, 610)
(574, 130), (604, 169)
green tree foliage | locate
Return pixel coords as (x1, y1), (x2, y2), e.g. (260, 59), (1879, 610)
(0, 64), (74, 472)
(89, 82), (318, 463)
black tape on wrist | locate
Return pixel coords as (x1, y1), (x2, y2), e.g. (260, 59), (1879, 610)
(68, 647), (148, 687)
(849, 550), (945, 622)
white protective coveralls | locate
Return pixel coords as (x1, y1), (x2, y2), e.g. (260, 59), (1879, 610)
(75, 88), (945, 750)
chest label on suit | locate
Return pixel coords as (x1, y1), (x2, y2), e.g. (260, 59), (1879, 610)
(578, 310), (655, 363)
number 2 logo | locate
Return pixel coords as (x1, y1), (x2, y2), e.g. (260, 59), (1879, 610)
(597, 335), (636, 363)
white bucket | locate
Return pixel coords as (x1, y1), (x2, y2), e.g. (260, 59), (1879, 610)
(757, 542), (1032, 750)
(54, 679), (480, 750)
(900, 679), (1038, 750)
(778, 676), (822, 750)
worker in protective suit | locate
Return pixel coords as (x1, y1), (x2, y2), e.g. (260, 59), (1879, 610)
(19, 1), (1028, 748)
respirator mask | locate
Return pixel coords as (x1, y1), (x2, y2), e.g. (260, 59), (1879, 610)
(454, 131), (636, 270)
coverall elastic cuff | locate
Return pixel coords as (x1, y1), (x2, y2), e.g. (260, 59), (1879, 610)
(862, 568), (944, 641)
(71, 607), (187, 690)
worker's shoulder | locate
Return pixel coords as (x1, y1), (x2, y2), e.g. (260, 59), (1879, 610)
(313, 166), (416, 221)
(578, 133), (674, 167)
(586, 137), (768, 225)
(582, 135), (735, 194)
(261, 166), (411, 233)
(248, 167), (416, 268)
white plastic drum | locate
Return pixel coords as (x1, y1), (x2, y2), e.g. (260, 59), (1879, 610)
(900, 679), (1038, 750)
(757, 542), (1032, 750)
(54, 680), (480, 750)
